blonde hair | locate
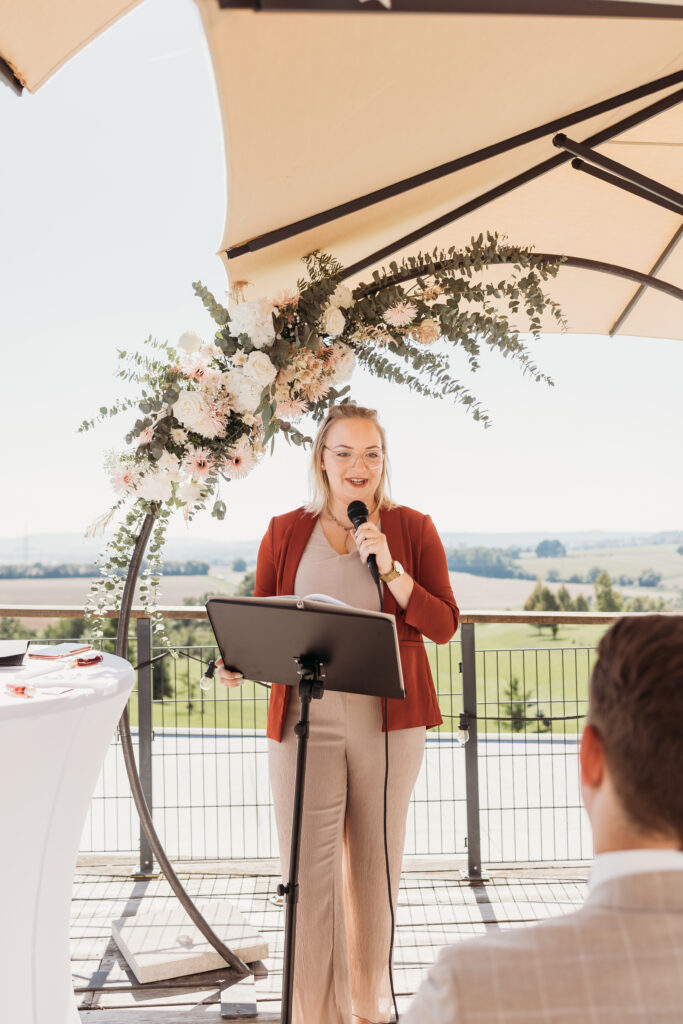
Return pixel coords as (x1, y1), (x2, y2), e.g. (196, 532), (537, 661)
(306, 404), (395, 516)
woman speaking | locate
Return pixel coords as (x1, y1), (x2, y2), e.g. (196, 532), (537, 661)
(218, 403), (458, 1024)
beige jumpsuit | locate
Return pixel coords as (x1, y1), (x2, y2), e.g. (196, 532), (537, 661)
(269, 521), (426, 1023)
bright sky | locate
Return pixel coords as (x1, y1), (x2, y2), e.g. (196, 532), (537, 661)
(1, 0), (681, 548)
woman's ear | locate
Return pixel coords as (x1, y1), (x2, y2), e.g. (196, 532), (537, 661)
(580, 724), (606, 789)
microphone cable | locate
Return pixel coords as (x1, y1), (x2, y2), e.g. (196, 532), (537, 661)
(374, 575), (400, 1023)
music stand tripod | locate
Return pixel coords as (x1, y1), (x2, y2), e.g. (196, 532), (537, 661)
(206, 595), (405, 1024)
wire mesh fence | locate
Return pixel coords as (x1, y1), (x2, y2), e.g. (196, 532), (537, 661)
(68, 615), (598, 866)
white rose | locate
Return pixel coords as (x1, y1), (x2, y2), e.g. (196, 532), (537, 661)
(225, 368), (263, 415)
(173, 391), (207, 431)
(136, 471), (174, 502)
(243, 350), (277, 387)
(329, 343), (356, 385)
(329, 283), (353, 309)
(322, 306), (346, 338)
(230, 297), (277, 350)
(177, 330), (203, 355)
(178, 480), (206, 507)
(157, 450), (183, 482)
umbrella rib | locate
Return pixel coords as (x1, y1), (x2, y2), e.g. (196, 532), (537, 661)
(555, 134), (683, 210)
(570, 159), (683, 216)
(225, 68), (683, 260)
(608, 225), (683, 336)
(0, 56), (23, 96)
(338, 85), (683, 281)
(222, 2), (683, 18)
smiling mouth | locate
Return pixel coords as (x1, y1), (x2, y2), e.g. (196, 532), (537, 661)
(346, 477), (368, 486)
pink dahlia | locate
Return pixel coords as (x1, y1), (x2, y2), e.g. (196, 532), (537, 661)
(383, 301), (417, 328)
(111, 465), (141, 495)
(138, 426), (155, 445)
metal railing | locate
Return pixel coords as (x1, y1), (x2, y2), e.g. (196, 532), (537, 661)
(2, 605), (622, 874)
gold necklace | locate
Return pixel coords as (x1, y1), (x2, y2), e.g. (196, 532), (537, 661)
(326, 502), (377, 532)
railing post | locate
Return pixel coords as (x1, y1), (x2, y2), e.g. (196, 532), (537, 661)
(461, 621), (487, 882)
(135, 616), (155, 877)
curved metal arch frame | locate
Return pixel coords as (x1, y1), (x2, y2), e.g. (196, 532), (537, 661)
(115, 511), (253, 982)
(353, 250), (683, 317)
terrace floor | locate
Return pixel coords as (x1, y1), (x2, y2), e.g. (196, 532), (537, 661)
(73, 857), (590, 1023)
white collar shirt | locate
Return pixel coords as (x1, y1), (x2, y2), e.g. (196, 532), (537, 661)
(588, 848), (683, 893)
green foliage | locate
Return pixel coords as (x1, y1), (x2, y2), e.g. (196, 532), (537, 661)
(192, 281), (230, 325)
(0, 617), (36, 639)
(232, 558), (247, 573)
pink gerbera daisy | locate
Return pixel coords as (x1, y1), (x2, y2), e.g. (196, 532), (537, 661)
(184, 448), (213, 480)
(223, 440), (258, 480)
(383, 301), (417, 328)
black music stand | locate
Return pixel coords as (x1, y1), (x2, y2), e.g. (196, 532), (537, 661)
(206, 595), (405, 1024)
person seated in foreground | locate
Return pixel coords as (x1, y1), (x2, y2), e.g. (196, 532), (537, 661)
(404, 614), (683, 1024)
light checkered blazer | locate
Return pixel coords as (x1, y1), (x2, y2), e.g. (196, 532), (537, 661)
(403, 870), (683, 1024)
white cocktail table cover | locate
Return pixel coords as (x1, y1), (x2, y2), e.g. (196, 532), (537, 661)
(0, 652), (135, 1024)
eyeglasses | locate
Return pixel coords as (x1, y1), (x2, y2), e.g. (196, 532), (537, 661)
(323, 446), (384, 467)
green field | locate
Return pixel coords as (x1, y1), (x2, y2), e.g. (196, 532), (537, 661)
(518, 543), (683, 586)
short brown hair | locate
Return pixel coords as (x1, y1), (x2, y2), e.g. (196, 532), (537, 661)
(305, 404), (395, 516)
(588, 615), (683, 843)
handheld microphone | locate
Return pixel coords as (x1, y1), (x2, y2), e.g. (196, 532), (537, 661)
(347, 500), (380, 584)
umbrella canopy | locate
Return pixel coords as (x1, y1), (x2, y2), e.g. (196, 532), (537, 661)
(195, 1), (683, 339)
(0, 0), (142, 92)
(2, 1), (682, 337)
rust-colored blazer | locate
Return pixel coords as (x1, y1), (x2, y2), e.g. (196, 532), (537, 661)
(254, 505), (459, 741)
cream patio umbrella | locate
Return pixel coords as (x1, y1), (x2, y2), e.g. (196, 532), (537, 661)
(193, 0), (683, 340)
(3, 2), (682, 338)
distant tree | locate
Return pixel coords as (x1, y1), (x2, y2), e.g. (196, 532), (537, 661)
(624, 595), (669, 612)
(556, 585), (573, 611)
(232, 558), (247, 573)
(587, 566), (604, 583)
(568, 574), (583, 584)
(677, 545), (683, 556)
(500, 678), (527, 732)
(574, 594), (590, 612)
(524, 579), (560, 636)
(236, 571), (256, 597)
(547, 568), (560, 582)
(535, 539), (566, 558)
(446, 546), (534, 579)
(638, 569), (662, 588)
(594, 572), (623, 612)
(500, 677), (550, 733)
(617, 574), (634, 586)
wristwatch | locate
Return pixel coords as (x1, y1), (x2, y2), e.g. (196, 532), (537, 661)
(380, 560), (405, 584)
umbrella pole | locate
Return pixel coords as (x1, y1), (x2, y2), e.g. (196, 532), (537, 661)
(114, 512), (260, 1018)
